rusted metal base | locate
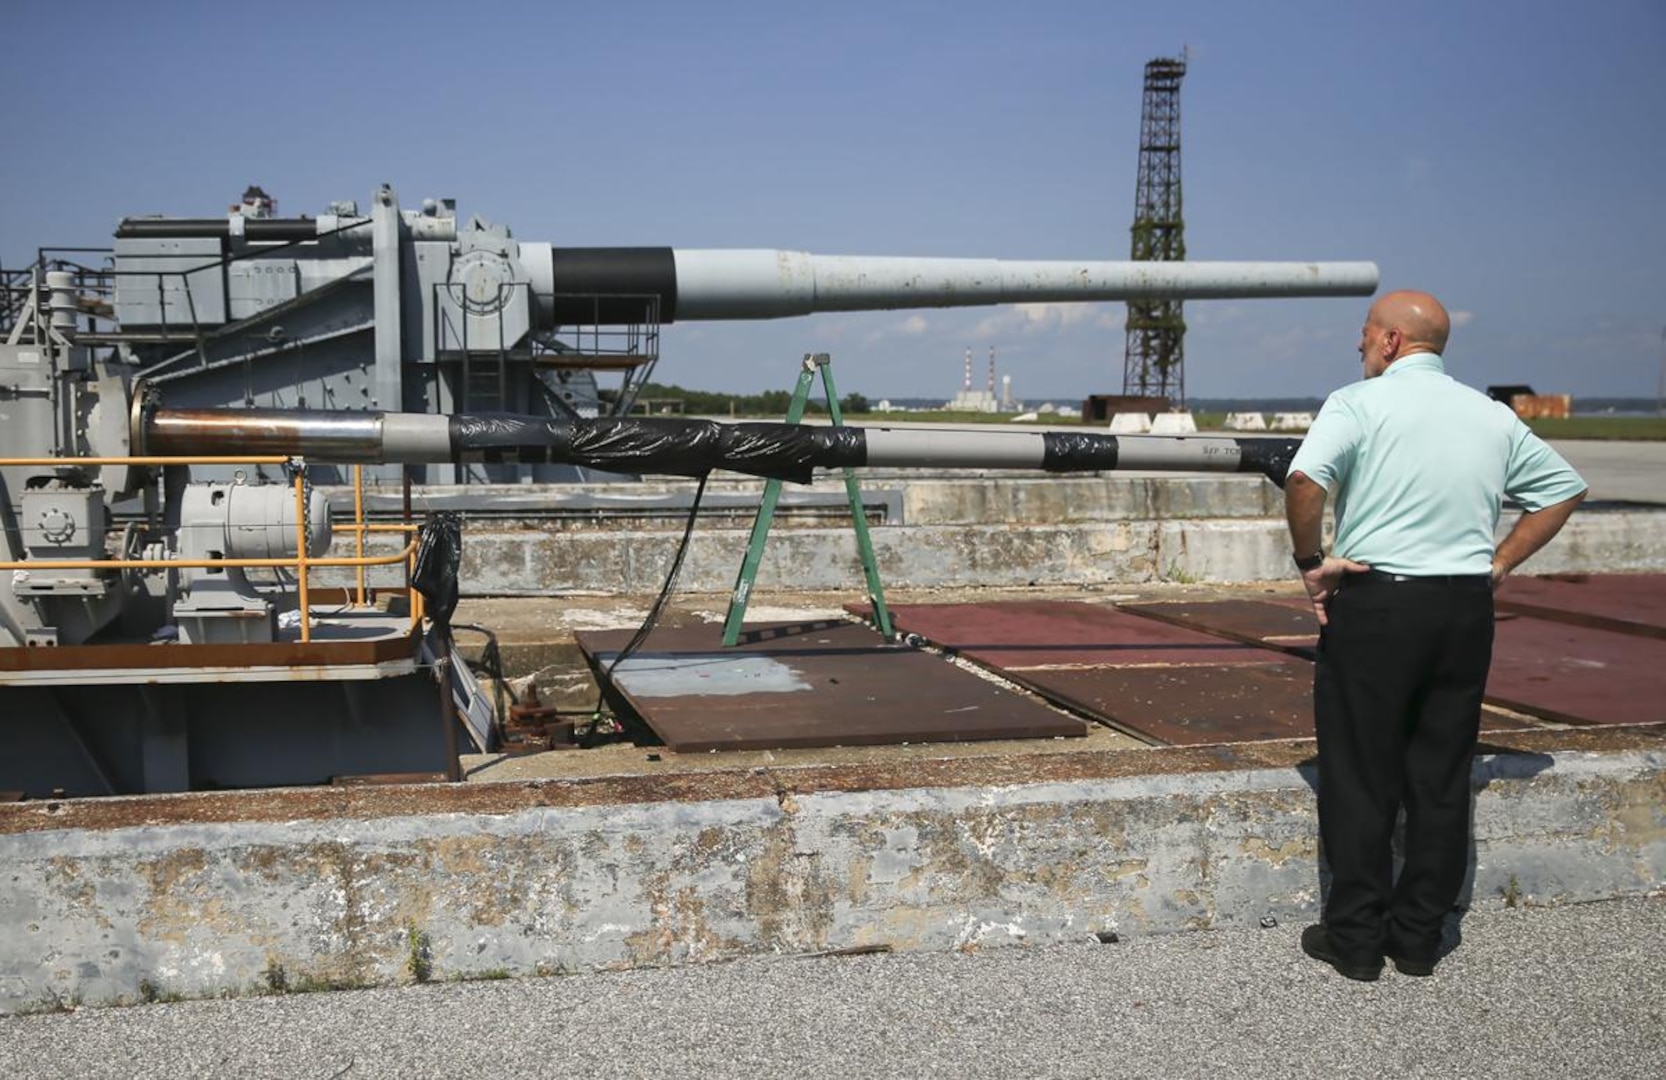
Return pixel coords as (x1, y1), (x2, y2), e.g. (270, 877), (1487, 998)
(1116, 599), (1319, 657)
(1495, 573), (1666, 640)
(1010, 662), (1316, 744)
(1488, 616), (1666, 726)
(851, 600), (1273, 669)
(576, 619), (1086, 752)
(863, 600), (1534, 745)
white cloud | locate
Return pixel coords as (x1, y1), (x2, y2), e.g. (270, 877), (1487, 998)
(898, 314), (930, 335)
(1450, 310), (1475, 328)
(1254, 324), (1341, 352)
(971, 301), (1119, 338)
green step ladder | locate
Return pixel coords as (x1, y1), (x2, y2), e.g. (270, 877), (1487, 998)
(721, 353), (895, 647)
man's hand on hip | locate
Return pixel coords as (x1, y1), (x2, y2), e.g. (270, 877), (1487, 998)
(1300, 557), (1371, 626)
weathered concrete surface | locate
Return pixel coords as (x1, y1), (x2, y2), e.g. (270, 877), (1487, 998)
(317, 505), (1666, 595)
(312, 436), (1664, 594)
(2, 729), (1660, 1014)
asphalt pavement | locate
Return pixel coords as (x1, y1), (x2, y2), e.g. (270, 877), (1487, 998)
(2, 895), (1661, 1080)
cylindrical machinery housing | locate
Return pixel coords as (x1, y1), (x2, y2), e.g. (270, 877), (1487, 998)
(177, 482), (332, 560)
(45, 270), (79, 335)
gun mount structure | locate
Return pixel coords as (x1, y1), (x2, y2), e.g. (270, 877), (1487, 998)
(24, 184), (1375, 483)
(0, 186), (1377, 797)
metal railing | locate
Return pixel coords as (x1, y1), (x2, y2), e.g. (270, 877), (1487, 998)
(0, 457), (423, 644)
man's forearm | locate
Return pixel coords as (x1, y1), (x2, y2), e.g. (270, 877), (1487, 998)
(1285, 472), (1327, 556)
(1494, 490), (1587, 578)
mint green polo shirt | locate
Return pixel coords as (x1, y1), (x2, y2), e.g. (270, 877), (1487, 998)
(1286, 353), (1587, 576)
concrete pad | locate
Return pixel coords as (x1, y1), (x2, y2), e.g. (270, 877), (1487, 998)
(1, 725), (1660, 1013)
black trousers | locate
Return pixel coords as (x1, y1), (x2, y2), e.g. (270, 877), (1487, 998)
(1313, 572), (1494, 964)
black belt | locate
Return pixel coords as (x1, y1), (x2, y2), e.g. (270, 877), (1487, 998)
(1354, 569), (1493, 587)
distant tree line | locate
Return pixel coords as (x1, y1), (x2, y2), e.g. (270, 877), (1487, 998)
(605, 382), (871, 417)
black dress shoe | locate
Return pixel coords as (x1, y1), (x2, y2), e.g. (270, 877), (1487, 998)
(1386, 951), (1436, 977)
(1300, 924), (1383, 982)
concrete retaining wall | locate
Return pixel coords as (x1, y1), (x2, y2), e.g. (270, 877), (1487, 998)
(3, 740), (1661, 1013)
(319, 503), (1666, 596)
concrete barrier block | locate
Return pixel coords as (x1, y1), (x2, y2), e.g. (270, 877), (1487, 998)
(1149, 412), (1197, 435)
(1225, 412), (1268, 431)
(1109, 413), (1152, 434)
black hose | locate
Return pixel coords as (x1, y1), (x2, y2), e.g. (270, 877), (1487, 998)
(585, 472), (711, 746)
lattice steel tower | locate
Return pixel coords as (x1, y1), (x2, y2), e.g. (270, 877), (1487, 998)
(1121, 53), (1188, 405)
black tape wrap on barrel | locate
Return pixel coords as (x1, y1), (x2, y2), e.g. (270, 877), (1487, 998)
(1040, 431), (1120, 472)
(449, 415), (867, 483)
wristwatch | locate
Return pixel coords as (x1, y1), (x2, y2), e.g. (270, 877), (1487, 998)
(1293, 551), (1325, 572)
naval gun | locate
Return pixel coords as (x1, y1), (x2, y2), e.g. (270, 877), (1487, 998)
(0, 183), (1375, 796)
(65, 183), (1375, 481)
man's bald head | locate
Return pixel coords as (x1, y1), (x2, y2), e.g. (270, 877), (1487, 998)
(1358, 290), (1452, 378)
(1370, 291), (1450, 354)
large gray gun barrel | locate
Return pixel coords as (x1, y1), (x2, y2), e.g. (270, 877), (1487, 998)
(139, 407), (1301, 487)
(537, 248), (1379, 324)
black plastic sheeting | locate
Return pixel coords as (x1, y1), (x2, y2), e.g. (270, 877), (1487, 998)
(447, 414), (1301, 486)
(449, 415), (865, 483)
(1236, 438), (1301, 488)
(411, 512), (463, 628)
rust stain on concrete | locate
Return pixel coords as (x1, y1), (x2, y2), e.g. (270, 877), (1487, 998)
(1239, 836), (1315, 867)
(1600, 773), (1666, 853)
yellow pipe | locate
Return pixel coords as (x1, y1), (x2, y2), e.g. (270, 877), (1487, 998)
(328, 523), (417, 534)
(353, 465), (366, 607)
(0, 545), (416, 572)
(5, 450), (434, 635)
(293, 472), (311, 643)
(0, 456), (291, 467)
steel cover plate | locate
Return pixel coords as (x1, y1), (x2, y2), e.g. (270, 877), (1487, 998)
(855, 601), (1275, 669)
(853, 600), (1532, 744)
(999, 661), (1530, 745)
(1117, 599), (1320, 656)
(1007, 662), (1317, 744)
(576, 619), (1086, 752)
(1486, 616), (1666, 726)
(1494, 574), (1666, 640)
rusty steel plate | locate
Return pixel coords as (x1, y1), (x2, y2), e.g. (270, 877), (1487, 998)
(1494, 573), (1666, 640)
(1117, 599), (1320, 656)
(1001, 663), (1531, 746)
(1486, 616), (1666, 726)
(1008, 662), (1316, 744)
(576, 619), (1086, 752)
(849, 601), (1276, 669)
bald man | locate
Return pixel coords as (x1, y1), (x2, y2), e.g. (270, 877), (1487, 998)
(1284, 290), (1586, 981)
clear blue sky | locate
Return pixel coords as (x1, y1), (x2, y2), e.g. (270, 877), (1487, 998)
(2, 0), (1662, 403)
